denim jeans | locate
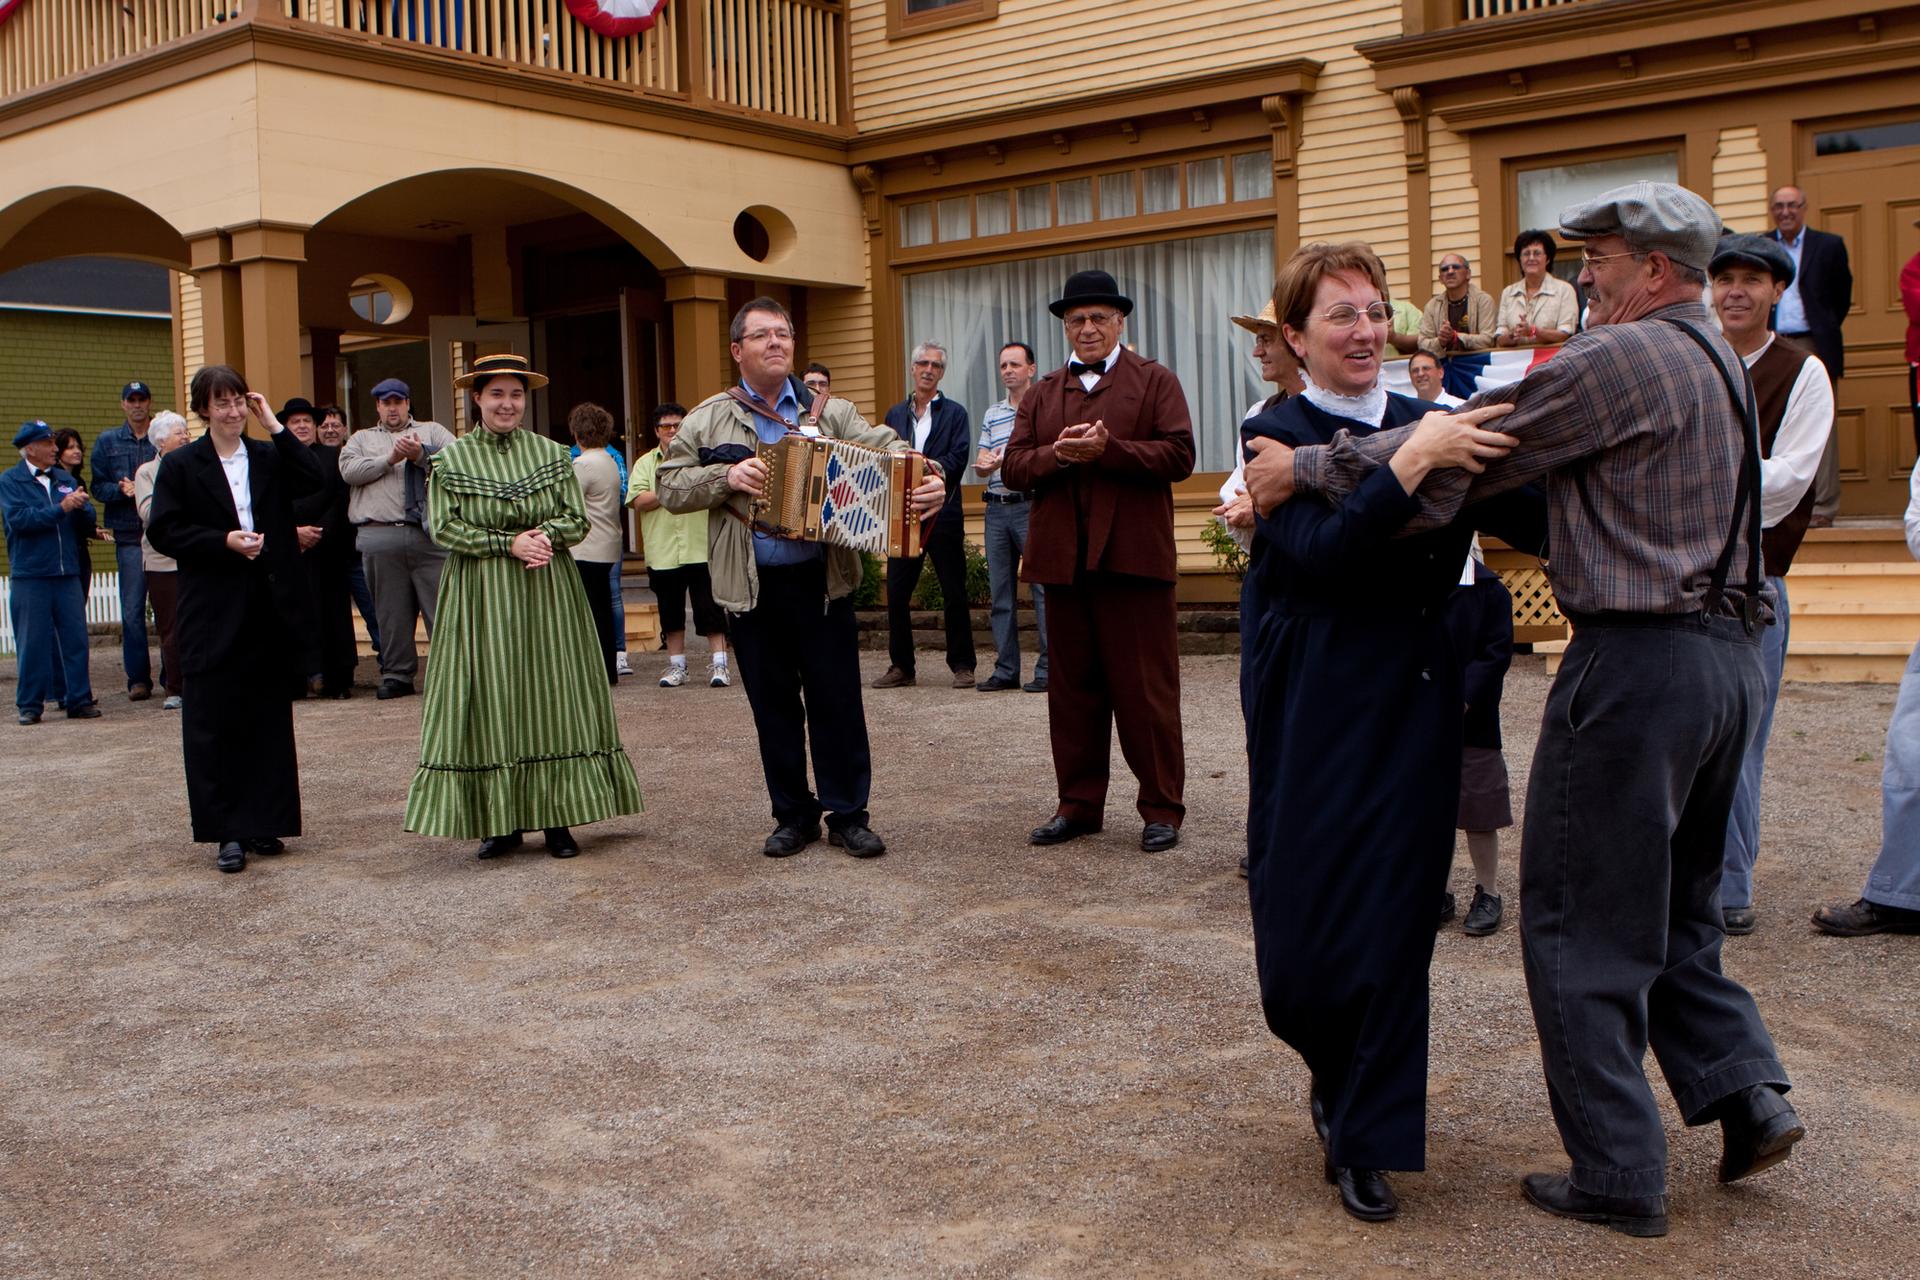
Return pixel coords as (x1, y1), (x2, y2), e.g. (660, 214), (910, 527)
(609, 560), (627, 655)
(1865, 638), (1920, 911)
(347, 555), (381, 656)
(983, 499), (1047, 683)
(114, 540), (151, 689)
(1719, 574), (1789, 910)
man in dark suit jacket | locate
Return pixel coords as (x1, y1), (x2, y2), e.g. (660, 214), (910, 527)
(1771, 184), (1853, 522)
(1, 420), (100, 724)
(873, 340), (976, 688)
(1001, 270), (1196, 853)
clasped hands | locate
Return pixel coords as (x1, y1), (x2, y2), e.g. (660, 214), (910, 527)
(728, 455), (947, 517)
(1237, 403), (1518, 519)
(511, 528), (555, 569)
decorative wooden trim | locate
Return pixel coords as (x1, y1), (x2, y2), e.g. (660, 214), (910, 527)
(1389, 87), (1425, 174)
(850, 164), (883, 239)
(1260, 93), (1305, 180)
(884, 0), (999, 42)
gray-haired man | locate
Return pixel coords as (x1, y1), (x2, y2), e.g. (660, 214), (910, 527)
(1245, 182), (1803, 1237)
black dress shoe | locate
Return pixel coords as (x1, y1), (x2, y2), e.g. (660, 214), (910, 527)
(1141, 822), (1179, 853)
(1325, 1162), (1398, 1222)
(1723, 905), (1757, 935)
(216, 842), (247, 873)
(976, 675), (1020, 692)
(17, 710), (40, 725)
(1521, 1172), (1667, 1237)
(248, 838), (287, 856)
(1438, 891), (1457, 926)
(830, 824), (888, 858)
(65, 702), (102, 719)
(376, 680), (415, 700)
(544, 827), (580, 858)
(1714, 1084), (1805, 1183)
(1030, 815), (1099, 846)
(1023, 677), (1047, 693)
(1309, 1082), (1331, 1153)
(763, 823), (820, 857)
(476, 832), (524, 860)
(1237, 853), (1249, 878)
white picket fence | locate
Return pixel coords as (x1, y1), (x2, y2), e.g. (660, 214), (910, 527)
(0, 570), (127, 656)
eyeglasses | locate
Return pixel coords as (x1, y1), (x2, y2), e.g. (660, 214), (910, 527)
(913, 360), (946, 370)
(1314, 302), (1394, 328)
(1438, 263), (1468, 273)
(1063, 311), (1118, 329)
(740, 328), (793, 344)
(1579, 250), (1647, 267)
(208, 395), (248, 413)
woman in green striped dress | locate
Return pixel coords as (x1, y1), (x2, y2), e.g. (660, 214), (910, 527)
(404, 353), (643, 858)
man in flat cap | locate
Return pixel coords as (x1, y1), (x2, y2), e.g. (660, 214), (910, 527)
(1002, 269), (1195, 854)
(2, 421), (100, 723)
(90, 379), (158, 700)
(1244, 182), (1803, 1236)
(1708, 234), (1833, 936)
(338, 378), (453, 699)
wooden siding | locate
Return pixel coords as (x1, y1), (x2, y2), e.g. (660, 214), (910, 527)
(804, 235), (879, 420)
(1295, 2), (1409, 295)
(1425, 122), (1478, 301)
(1713, 125), (1771, 234)
(176, 270), (203, 390)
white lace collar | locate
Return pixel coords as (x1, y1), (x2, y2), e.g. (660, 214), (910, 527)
(1300, 372), (1387, 427)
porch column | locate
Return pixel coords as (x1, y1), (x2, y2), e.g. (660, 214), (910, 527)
(665, 270), (729, 403)
(231, 222), (308, 410)
(187, 230), (244, 374)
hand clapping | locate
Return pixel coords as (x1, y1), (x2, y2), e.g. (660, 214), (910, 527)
(1055, 419), (1108, 463)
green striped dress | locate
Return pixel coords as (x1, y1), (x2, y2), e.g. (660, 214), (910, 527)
(403, 426), (643, 839)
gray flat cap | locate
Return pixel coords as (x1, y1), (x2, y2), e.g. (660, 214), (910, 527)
(1558, 181), (1720, 270)
(1709, 232), (1795, 286)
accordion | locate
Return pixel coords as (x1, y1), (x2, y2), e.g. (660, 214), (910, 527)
(752, 432), (930, 558)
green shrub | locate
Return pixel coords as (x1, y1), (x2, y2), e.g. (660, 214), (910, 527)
(852, 552), (886, 607)
(1200, 517), (1249, 582)
(912, 539), (991, 609)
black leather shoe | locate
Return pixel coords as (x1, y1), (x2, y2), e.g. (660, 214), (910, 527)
(1030, 815), (1099, 846)
(376, 680), (415, 700)
(1141, 823), (1179, 853)
(476, 832), (524, 860)
(1237, 853), (1249, 878)
(1812, 897), (1920, 936)
(1309, 1082), (1331, 1153)
(1714, 1084), (1805, 1183)
(1464, 885), (1504, 936)
(1325, 1162), (1397, 1222)
(65, 702), (102, 719)
(1723, 905), (1757, 935)
(763, 823), (820, 857)
(1023, 678), (1048, 693)
(544, 827), (580, 858)
(976, 675), (1020, 692)
(17, 710), (40, 725)
(1521, 1172), (1667, 1237)
(216, 842), (247, 873)
(830, 824), (888, 858)
(1438, 892), (1457, 927)
(248, 838), (287, 856)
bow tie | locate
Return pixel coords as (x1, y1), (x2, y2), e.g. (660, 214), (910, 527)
(32, 468), (49, 478)
(1069, 360), (1104, 378)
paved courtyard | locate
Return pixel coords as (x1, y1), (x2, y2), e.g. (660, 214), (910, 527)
(0, 651), (1914, 1277)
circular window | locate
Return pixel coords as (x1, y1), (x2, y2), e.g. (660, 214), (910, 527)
(348, 273), (414, 326)
(733, 205), (796, 265)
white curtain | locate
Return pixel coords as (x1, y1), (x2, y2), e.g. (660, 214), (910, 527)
(900, 227), (1273, 475)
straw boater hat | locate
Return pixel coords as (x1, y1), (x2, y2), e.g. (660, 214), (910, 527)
(454, 352), (549, 391)
(1230, 299), (1279, 334)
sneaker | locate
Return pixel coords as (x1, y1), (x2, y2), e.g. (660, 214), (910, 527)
(1463, 885), (1504, 935)
(616, 652), (633, 677)
(872, 665), (915, 689)
(658, 663), (688, 688)
(707, 661), (730, 688)
(162, 695), (183, 711)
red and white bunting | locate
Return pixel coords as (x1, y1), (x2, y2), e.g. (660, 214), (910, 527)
(561, 0), (669, 38)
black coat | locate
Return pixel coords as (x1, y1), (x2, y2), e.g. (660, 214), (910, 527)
(884, 394), (969, 527)
(1772, 226), (1853, 378)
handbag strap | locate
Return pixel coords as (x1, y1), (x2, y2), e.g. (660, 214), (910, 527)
(1660, 317), (1764, 632)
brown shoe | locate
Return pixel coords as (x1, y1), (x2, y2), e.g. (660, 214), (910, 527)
(1812, 897), (1920, 936)
(872, 665), (915, 689)
(951, 668), (976, 689)
(128, 683), (152, 702)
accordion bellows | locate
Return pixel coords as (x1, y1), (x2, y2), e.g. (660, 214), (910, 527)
(753, 432), (929, 558)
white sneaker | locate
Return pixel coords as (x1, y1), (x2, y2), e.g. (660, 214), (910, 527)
(616, 652), (633, 676)
(162, 695), (183, 711)
(708, 661), (731, 688)
(658, 664), (687, 688)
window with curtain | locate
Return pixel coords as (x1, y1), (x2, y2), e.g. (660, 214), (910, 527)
(1515, 150), (1679, 234)
(900, 227), (1273, 475)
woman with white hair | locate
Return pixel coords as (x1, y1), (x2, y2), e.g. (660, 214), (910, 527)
(134, 411), (191, 710)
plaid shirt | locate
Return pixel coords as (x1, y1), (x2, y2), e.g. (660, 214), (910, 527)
(1293, 300), (1770, 619)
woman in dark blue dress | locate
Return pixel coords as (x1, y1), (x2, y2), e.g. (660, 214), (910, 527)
(1241, 242), (1545, 1222)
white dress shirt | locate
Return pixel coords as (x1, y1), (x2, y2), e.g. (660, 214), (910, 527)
(1774, 229), (1809, 334)
(219, 445), (255, 533)
(1743, 335), (1834, 528)
(1073, 345), (1120, 392)
(911, 393), (940, 452)
(31, 465), (51, 497)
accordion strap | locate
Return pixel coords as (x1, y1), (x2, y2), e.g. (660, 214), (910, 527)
(724, 381), (829, 433)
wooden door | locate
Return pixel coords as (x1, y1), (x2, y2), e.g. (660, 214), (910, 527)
(1802, 120), (1920, 516)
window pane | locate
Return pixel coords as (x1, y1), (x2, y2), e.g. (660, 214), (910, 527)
(1186, 157), (1226, 208)
(1815, 119), (1920, 156)
(1142, 164), (1179, 214)
(1516, 152), (1678, 233)
(936, 197), (971, 242)
(1232, 151), (1273, 202)
(900, 227), (1275, 476)
(1098, 172), (1136, 220)
(906, 0), (969, 11)
(1016, 184), (1051, 231)
(975, 190), (1011, 237)
(1057, 177), (1093, 226)
(901, 202), (933, 248)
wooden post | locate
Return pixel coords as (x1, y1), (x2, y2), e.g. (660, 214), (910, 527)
(664, 271), (729, 403)
(187, 230), (245, 376)
(230, 222), (309, 428)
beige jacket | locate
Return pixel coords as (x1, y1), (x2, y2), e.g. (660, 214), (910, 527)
(656, 388), (936, 613)
(571, 448), (624, 563)
(338, 418), (455, 525)
(1418, 288), (1497, 355)
(133, 457), (176, 572)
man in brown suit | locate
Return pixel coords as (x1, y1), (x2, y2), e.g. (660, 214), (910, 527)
(1001, 270), (1196, 852)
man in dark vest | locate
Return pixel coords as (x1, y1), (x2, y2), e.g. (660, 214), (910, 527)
(1001, 270), (1195, 853)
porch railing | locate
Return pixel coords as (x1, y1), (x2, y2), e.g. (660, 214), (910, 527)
(1461, 0), (1585, 18)
(0, 0), (241, 99)
(704, 0), (840, 126)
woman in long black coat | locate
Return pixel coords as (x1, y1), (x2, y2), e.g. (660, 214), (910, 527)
(1241, 243), (1545, 1222)
(147, 366), (326, 874)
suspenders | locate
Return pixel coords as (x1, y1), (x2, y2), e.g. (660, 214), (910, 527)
(1662, 318), (1766, 634)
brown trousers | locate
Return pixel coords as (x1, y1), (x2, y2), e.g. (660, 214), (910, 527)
(1045, 572), (1184, 827)
(146, 569), (183, 696)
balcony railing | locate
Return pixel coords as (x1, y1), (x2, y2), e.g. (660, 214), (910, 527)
(0, 0), (844, 127)
(1461, 0), (1584, 18)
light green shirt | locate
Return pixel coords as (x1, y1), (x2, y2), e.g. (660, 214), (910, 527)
(1391, 297), (1423, 336)
(628, 447), (708, 569)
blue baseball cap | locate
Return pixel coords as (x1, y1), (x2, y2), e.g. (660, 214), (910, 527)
(121, 381), (151, 399)
(370, 378), (411, 401)
(13, 420), (53, 448)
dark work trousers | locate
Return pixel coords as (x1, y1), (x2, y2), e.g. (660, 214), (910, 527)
(304, 556), (359, 695)
(1521, 613), (1790, 1200)
(728, 559), (872, 832)
(146, 570), (184, 696)
(1044, 571), (1184, 827)
(886, 517), (975, 676)
(574, 558), (619, 684)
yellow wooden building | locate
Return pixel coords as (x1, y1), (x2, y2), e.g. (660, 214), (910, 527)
(3, 0), (1919, 669)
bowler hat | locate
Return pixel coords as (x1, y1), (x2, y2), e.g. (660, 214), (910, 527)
(279, 396), (318, 422)
(1709, 233), (1796, 288)
(370, 377), (411, 401)
(454, 352), (550, 391)
(13, 420), (52, 448)
(1049, 269), (1134, 319)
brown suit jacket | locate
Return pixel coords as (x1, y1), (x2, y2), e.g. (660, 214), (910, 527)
(1001, 346), (1195, 585)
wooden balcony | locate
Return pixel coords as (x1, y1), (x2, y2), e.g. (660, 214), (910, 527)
(0, 0), (847, 130)
(1400, 0), (1589, 35)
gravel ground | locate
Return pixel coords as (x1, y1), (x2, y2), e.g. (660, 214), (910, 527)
(0, 650), (1914, 1278)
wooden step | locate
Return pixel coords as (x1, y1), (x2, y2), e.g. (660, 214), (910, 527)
(353, 603), (661, 658)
